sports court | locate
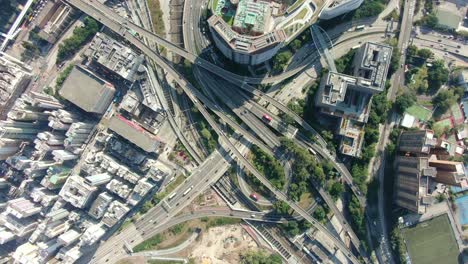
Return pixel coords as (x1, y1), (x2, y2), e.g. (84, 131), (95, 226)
(433, 117), (454, 133)
(455, 195), (468, 225)
(402, 214), (459, 264)
(450, 103), (465, 125)
(405, 104), (432, 121)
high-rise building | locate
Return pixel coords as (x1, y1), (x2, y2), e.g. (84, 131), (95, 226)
(0, 55), (32, 115)
(315, 42), (393, 157)
(319, 0), (364, 20)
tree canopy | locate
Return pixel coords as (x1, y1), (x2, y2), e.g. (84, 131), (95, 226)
(56, 17), (99, 63)
(241, 250), (282, 264)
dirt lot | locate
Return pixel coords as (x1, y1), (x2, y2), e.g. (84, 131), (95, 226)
(182, 225), (260, 264)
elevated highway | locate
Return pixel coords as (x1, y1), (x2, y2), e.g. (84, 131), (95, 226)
(65, 3), (361, 261)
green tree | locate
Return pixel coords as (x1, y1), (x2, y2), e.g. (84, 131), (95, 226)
(289, 39), (302, 51)
(328, 181), (344, 200)
(283, 221), (300, 236)
(241, 250), (282, 264)
(348, 195), (366, 239)
(417, 48), (433, 59)
(422, 13), (438, 28)
(432, 89), (459, 116)
(56, 17), (99, 63)
(273, 50), (292, 72)
(273, 200), (291, 215)
(313, 205), (327, 221)
(406, 45), (418, 57)
(395, 92), (416, 114)
(352, 0), (386, 19)
(335, 49), (356, 75)
(427, 60), (449, 91)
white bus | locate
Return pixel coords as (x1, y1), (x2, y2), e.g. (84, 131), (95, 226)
(308, 148), (317, 155)
(183, 185), (194, 196)
(168, 192), (177, 200)
(355, 25), (365, 31)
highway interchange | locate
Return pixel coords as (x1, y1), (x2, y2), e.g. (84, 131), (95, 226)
(64, 0), (467, 263)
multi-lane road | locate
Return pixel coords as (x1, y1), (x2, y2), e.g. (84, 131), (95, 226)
(67, 2), (365, 262)
(61, 0), (411, 262)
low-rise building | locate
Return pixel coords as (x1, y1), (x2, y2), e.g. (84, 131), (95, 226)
(80, 223), (106, 245)
(5, 198), (41, 219)
(101, 200), (129, 227)
(84, 32), (144, 82)
(429, 157), (468, 187)
(88, 192), (113, 219)
(128, 179), (154, 206)
(34, 0), (76, 43)
(108, 115), (165, 153)
(57, 229), (81, 246)
(106, 179), (131, 199)
(59, 65), (115, 114)
(337, 118), (365, 157)
(398, 130), (437, 155)
(59, 176), (98, 209)
(394, 156), (437, 214)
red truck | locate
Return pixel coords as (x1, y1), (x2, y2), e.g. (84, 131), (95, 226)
(250, 193), (259, 201)
(262, 114), (272, 122)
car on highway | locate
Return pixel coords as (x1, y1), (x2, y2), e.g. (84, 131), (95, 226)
(250, 193), (259, 201)
(262, 114), (272, 122)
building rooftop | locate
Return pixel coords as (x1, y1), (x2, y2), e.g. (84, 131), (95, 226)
(353, 42), (393, 92)
(436, 9), (462, 30)
(59, 175), (97, 209)
(316, 72), (372, 122)
(208, 15), (286, 55)
(59, 65), (115, 114)
(398, 130), (437, 155)
(101, 200), (129, 227)
(88, 192), (113, 220)
(337, 118), (365, 157)
(232, 0), (270, 34)
(315, 42), (393, 123)
(394, 156), (436, 214)
(108, 115), (163, 153)
(85, 32), (144, 81)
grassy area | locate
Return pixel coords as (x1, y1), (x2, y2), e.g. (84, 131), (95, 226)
(405, 104), (432, 121)
(295, 8), (309, 21)
(118, 219), (132, 232)
(133, 217), (241, 252)
(211, 0), (219, 11)
(297, 192), (314, 210)
(433, 118), (453, 135)
(147, 260), (185, 264)
(408, 66), (428, 93)
(451, 103), (464, 125)
(402, 214), (459, 264)
(287, 0), (306, 13)
(383, 8), (400, 21)
(165, 174), (185, 194)
(147, 0), (166, 36)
